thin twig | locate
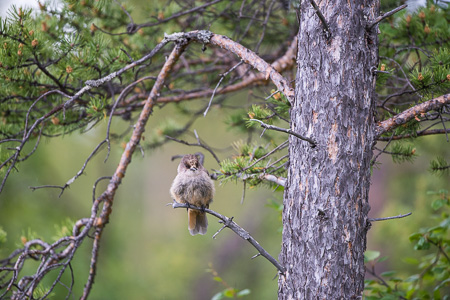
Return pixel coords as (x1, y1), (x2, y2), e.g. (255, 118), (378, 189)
(242, 140), (288, 172)
(204, 61), (244, 117)
(376, 128), (450, 141)
(241, 180), (246, 204)
(171, 202), (285, 274)
(18, 124), (44, 163)
(366, 265), (407, 300)
(254, 0), (277, 52)
(165, 132), (221, 165)
(438, 108), (449, 142)
(367, 4), (407, 29)
(249, 119), (316, 146)
(29, 139), (108, 197)
(265, 154), (289, 171)
(212, 223), (228, 239)
(113, 0), (134, 24)
(309, 0), (331, 39)
(380, 56), (416, 93)
(369, 212), (412, 222)
(371, 133), (395, 166)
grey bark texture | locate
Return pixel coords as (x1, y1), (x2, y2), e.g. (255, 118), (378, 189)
(278, 0), (379, 298)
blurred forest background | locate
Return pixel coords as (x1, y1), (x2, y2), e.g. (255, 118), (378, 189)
(0, 0), (448, 299)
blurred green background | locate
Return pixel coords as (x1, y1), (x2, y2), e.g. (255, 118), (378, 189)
(1, 89), (448, 300)
(0, 99), (285, 299)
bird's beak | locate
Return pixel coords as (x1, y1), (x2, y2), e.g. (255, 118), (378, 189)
(190, 166), (198, 171)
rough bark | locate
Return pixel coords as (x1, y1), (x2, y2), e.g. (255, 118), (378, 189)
(278, 0), (379, 298)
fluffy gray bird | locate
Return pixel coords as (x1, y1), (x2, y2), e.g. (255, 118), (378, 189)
(170, 154), (215, 235)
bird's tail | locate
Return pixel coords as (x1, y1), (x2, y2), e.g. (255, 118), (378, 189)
(188, 209), (208, 235)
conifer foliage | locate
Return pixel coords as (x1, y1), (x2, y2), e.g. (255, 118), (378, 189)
(0, 0), (448, 299)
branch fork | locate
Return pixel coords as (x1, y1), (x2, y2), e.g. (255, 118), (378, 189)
(171, 201), (285, 274)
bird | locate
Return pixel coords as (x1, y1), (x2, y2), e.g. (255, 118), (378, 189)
(170, 154), (215, 235)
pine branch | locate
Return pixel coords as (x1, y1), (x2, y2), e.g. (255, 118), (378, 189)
(375, 94), (450, 137)
(205, 31), (295, 102)
(161, 31), (295, 103)
(120, 36), (297, 107)
(0, 43), (188, 300)
(81, 43), (188, 299)
(0, 38), (172, 194)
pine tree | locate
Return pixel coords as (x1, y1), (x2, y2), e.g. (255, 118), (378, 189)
(0, 0), (448, 298)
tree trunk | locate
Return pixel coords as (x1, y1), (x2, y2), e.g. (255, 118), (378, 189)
(278, 0), (379, 298)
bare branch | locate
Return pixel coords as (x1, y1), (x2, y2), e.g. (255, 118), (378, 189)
(371, 133), (395, 166)
(122, 35), (297, 106)
(165, 132), (221, 165)
(309, 0), (331, 39)
(369, 212), (412, 222)
(0, 39), (172, 194)
(171, 202), (285, 274)
(376, 94), (450, 137)
(1, 41), (188, 299)
(81, 228), (101, 300)
(0, 90), (70, 193)
(207, 32), (295, 102)
(376, 128), (450, 141)
(367, 4), (408, 29)
(149, 30), (294, 104)
(204, 61), (244, 116)
(29, 139), (108, 197)
(242, 140), (288, 172)
(81, 43), (188, 298)
(249, 119), (316, 146)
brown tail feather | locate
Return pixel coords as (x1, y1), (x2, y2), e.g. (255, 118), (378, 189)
(188, 209), (208, 235)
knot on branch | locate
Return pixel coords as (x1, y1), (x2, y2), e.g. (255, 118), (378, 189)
(224, 216), (234, 227)
(197, 30), (213, 44)
(126, 23), (137, 34)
